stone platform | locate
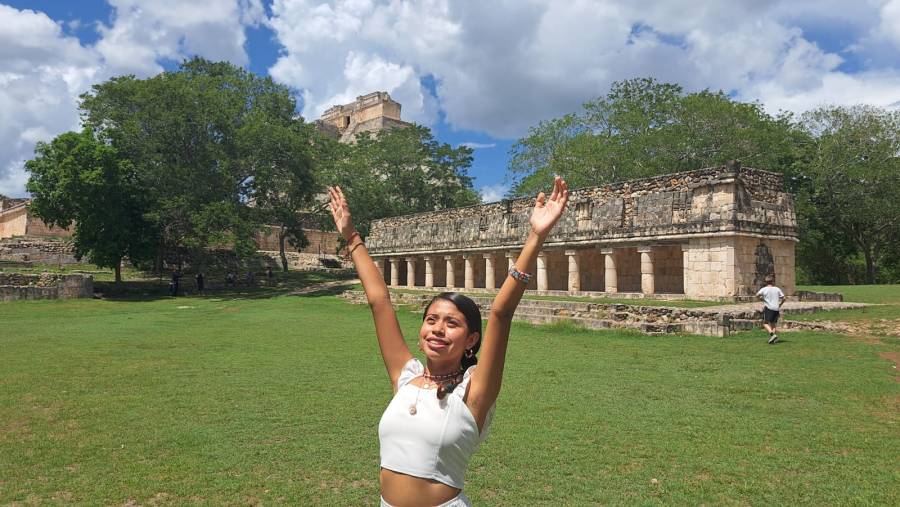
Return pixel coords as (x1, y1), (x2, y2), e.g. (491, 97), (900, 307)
(340, 289), (867, 337)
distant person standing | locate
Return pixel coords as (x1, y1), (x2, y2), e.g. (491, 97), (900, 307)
(170, 271), (181, 297)
(195, 272), (205, 294)
(756, 275), (786, 344)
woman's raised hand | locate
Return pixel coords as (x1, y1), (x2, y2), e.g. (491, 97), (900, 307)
(328, 186), (356, 240)
(529, 176), (569, 237)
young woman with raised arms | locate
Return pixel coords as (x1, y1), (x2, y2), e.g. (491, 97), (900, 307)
(328, 176), (569, 507)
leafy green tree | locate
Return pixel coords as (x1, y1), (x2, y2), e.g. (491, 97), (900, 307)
(509, 77), (800, 195)
(320, 124), (479, 238)
(797, 105), (900, 284)
(25, 129), (157, 284)
(79, 58), (304, 270)
(244, 119), (317, 271)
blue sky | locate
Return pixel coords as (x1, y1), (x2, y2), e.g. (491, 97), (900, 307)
(2, 0), (899, 199)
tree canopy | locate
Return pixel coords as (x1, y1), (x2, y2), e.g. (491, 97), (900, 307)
(509, 77), (800, 195)
(318, 124), (480, 238)
(25, 129), (157, 284)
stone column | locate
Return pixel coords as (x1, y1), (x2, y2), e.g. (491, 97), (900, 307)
(537, 252), (549, 291)
(424, 256), (434, 288)
(464, 254), (475, 289)
(638, 246), (655, 295)
(681, 244), (690, 297)
(483, 253), (496, 290)
(506, 251), (518, 269)
(601, 248), (617, 293)
(445, 256), (456, 288)
(374, 259), (385, 282)
(565, 249), (581, 292)
(389, 258), (399, 287)
(406, 257), (416, 288)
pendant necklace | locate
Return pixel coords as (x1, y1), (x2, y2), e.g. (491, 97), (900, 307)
(408, 369), (463, 416)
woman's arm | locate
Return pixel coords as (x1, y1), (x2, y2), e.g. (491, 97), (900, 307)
(328, 186), (413, 388)
(466, 177), (568, 425)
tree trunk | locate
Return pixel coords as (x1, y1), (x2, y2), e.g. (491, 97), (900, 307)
(115, 259), (122, 286)
(863, 247), (877, 284)
(279, 226), (289, 272)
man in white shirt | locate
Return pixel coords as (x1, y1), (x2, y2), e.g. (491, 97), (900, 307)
(756, 275), (786, 344)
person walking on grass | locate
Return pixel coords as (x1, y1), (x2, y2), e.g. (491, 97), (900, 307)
(328, 177), (569, 507)
(757, 274), (786, 344)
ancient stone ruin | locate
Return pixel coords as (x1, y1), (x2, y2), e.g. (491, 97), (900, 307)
(0, 273), (93, 301)
(316, 91), (412, 143)
(366, 161), (797, 301)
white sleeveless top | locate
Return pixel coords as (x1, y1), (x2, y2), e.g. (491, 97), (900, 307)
(378, 358), (494, 489)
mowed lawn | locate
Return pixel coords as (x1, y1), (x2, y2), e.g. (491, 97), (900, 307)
(1, 291), (898, 505)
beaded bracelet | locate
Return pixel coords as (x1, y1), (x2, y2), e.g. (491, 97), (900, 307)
(508, 265), (534, 284)
(348, 239), (365, 255)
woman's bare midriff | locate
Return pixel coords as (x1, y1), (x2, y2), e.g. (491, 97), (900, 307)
(380, 468), (460, 507)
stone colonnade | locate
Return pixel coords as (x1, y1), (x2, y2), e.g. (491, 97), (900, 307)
(374, 243), (688, 296)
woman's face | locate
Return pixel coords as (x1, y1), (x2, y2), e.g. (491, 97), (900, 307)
(419, 299), (479, 364)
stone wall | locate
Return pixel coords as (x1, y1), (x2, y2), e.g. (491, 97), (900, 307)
(0, 202), (74, 240)
(367, 164), (797, 256)
(733, 236), (796, 297)
(0, 204), (27, 239)
(0, 273), (93, 301)
(255, 227), (342, 256)
(0, 238), (79, 265)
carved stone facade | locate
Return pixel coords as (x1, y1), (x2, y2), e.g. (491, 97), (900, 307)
(366, 162), (797, 300)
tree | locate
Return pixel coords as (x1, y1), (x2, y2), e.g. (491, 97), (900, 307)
(79, 58), (304, 270)
(798, 105), (900, 284)
(25, 129), (157, 285)
(244, 119), (317, 271)
(509, 77), (800, 195)
(320, 124), (480, 238)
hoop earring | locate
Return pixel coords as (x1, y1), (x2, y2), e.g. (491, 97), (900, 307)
(464, 348), (475, 359)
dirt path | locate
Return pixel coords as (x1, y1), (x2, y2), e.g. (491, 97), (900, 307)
(290, 278), (360, 295)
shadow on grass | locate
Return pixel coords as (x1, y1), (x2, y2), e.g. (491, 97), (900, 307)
(95, 270), (357, 302)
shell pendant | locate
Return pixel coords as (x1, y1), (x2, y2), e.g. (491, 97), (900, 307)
(408, 405), (417, 415)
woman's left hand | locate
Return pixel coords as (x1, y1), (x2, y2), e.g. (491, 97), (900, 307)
(529, 176), (569, 237)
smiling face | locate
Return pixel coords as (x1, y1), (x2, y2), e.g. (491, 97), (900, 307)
(419, 298), (480, 368)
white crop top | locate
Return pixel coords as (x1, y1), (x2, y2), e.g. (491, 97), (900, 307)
(378, 358), (494, 489)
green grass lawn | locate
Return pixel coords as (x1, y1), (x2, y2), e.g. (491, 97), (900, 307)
(2, 290), (898, 505)
(794, 284), (900, 323)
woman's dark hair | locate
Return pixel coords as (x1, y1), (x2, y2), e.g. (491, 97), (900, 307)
(423, 292), (483, 370)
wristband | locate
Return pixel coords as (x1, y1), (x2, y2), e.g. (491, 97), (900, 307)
(508, 265), (534, 284)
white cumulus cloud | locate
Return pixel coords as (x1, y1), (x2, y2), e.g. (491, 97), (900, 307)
(479, 183), (509, 203)
(0, 1), (264, 197)
(266, 0), (900, 139)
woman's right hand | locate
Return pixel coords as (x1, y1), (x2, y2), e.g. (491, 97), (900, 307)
(328, 186), (356, 240)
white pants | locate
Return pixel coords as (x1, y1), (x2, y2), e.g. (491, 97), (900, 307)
(380, 492), (471, 507)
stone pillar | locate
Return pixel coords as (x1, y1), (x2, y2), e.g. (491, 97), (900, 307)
(424, 256), (434, 288)
(374, 259), (385, 282)
(537, 252), (548, 291)
(483, 253), (496, 290)
(464, 254), (475, 289)
(506, 251), (518, 269)
(445, 256), (456, 288)
(681, 244), (690, 297)
(639, 246), (655, 295)
(601, 248), (617, 293)
(565, 249), (580, 292)
(406, 257), (416, 288)
(389, 258), (399, 287)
